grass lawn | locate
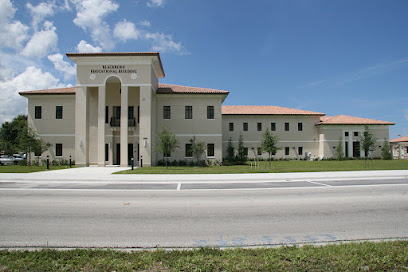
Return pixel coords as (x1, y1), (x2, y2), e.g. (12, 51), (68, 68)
(117, 159), (408, 174)
(1, 241), (407, 271)
(0, 165), (74, 173)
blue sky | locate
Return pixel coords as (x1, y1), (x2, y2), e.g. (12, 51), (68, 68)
(1, 0), (407, 139)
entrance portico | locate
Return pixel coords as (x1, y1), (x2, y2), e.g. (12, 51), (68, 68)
(67, 52), (165, 167)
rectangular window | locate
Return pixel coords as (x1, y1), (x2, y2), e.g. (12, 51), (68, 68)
(56, 143), (63, 157)
(163, 106), (171, 119)
(271, 122), (276, 131)
(298, 147), (303, 156)
(257, 147), (262, 155)
(243, 122), (248, 131)
(56, 106), (63, 119)
(163, 151), (171, 158)
(137, 106), (140, 123)
(128, 106), (134, 119)
(207, 106), (214, 119)
(285, 123), (290, 131)
(285, 147), (290, 156)
(185, 106), (192, 119)
(354, 132), (359, 137)
(113, 106), (121, 118)
(257, 122), (262, 131)
(35, 106), (42, 119)
(105, 106), (109, 124)
(229, 122), (234, 131)
(244, 147), (248, 156)
(207, 144), (215, 157)
(105, 144), (109, 161)
(185, 143), (193, 157)
(298, 122), (303, 131)
(345, 132), (349, 137)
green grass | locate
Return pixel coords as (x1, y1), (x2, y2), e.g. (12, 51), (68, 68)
(1, 241), (408, 271)
(0, 165), (74, 173)
(117, 159), (408, 174)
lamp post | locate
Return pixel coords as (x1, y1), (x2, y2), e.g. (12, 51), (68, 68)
(46, 155), (49, 170)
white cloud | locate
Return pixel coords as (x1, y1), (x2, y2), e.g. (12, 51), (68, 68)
(145, 32), (188, 54)
(140, 20), (151, 27)
(72, 0), (119, 50)
(0, 0), (29, 50)
(147, 0), (165, 8)
(26, 1), (56, 31)
(76, 40), (102, 53)
(0, 66), (68, 124)
(114, 20), (141, 42)
(48, 53), (76, 80)
(21, 21), (58, 58)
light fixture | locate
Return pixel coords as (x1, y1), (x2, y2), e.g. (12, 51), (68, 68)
(79, 140), (83, 147)
(143, 138), (147, 147)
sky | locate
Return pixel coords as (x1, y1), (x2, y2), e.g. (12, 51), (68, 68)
(0, 0), (407, 139)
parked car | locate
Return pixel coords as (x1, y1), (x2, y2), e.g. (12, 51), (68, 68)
(12, 154), (25, 163)
(0, 155), (15, 166)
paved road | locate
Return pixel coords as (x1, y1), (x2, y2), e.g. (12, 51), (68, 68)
(1, 170), (408, 249)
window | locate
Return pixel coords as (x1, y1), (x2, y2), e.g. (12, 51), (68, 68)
(257, 122), (262, 131)
(105, 106), (109, 123)
(105, 144), (109, 161)
(285, 147), (290, 156)
(244, 147), (248, 156)
(354, 132), (359, 137)
(207, 106), (214, 119)
(128, 106), (134, 119)
(207, 144), (215, 157)
(298, 147), (303, 156)
(163, 151), (171, 158)
(285, 123), (290, 131)
(56, 143), (63, 157)
(271, 122), (276, 131)
(35, 106), (42, 119)
(163, 106), (171, 119)
(298, 122), (303, 131)
(56, 106), (63, 119)
(113, 106), (121, 118)
(185, 144), (192, 157)
(345, 132), (349, 137)
(185, 106), (192, 119)
(137, 106), (140, 123)
(229, 122), (234, 131)
(257, 147), (262, 155)
(243, 122), (248, 131)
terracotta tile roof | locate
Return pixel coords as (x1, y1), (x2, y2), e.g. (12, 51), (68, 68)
(390, 135), (408, 142)
(319, 115), (394, 125)
(157, 84), (229, 94)
(222, 105), (325, 116)
(19, 87), (76, 96)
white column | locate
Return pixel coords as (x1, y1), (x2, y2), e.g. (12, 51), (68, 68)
(97, 86), (105, 166)
(348, 132), (353, 158)
(139, 86), (152, 167)
(318, 134), (325, 159)
(75, 86), (88, 167)
(399, 144), (403, 159)
(120, 86), (128, 167)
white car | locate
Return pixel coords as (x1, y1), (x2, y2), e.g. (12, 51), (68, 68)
(0, 155), (15, 166)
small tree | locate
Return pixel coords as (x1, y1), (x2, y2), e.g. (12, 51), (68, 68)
(236, 133), (247, 164)
(190, 136), (206, 165)
(260, 128), (279, 168)
(226, 137), (235, 163)
(359, 125), (377, 167)
(336, 137), (345, 161)
(381, 138), (392, 160)
(155, 127), (179, 168)
(18, 127), (51, 166)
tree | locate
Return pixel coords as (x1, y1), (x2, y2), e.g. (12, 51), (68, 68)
(381, 138), (392, 160)
(190, 136), (206, 165)
(155, 127), (180, 168)
(260, 128), (279, 168)
(236, 133), (247, 164)
(359, 125), (377, 167)
(335, 137), (345, 161)
(0, 115), (27, 155)
(225, 137), (235, 163)
(18, 126), (51, 166)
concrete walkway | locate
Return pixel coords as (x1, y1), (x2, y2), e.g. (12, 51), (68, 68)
(0, 166), (407, 183)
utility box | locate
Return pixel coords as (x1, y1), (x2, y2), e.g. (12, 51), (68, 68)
(305, 152), (312, 161)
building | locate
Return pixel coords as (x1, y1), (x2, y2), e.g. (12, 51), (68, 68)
(19, 52), (395, 167)
(391, 136), (408, 159)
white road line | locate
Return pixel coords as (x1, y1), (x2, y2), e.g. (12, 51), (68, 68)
(306, 180), (332, 187)
(177, 183), (181, 191)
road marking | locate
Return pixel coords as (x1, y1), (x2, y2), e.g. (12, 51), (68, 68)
(177, 183), (181, 191)
(306, 180), (332, 187)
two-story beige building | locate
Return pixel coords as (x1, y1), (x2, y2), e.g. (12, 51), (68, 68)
(19, 52), (395, 167)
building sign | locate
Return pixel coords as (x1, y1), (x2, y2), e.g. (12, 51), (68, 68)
(90, 65), (137, 74)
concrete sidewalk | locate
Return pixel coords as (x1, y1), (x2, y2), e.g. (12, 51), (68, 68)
(0, 166), (407, 183)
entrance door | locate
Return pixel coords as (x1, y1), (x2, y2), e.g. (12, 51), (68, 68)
(353, 142), (360, 158)
(116, 143), (120, 165)
(128, 143), (133, 166)
(345, 142), (349, 157)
